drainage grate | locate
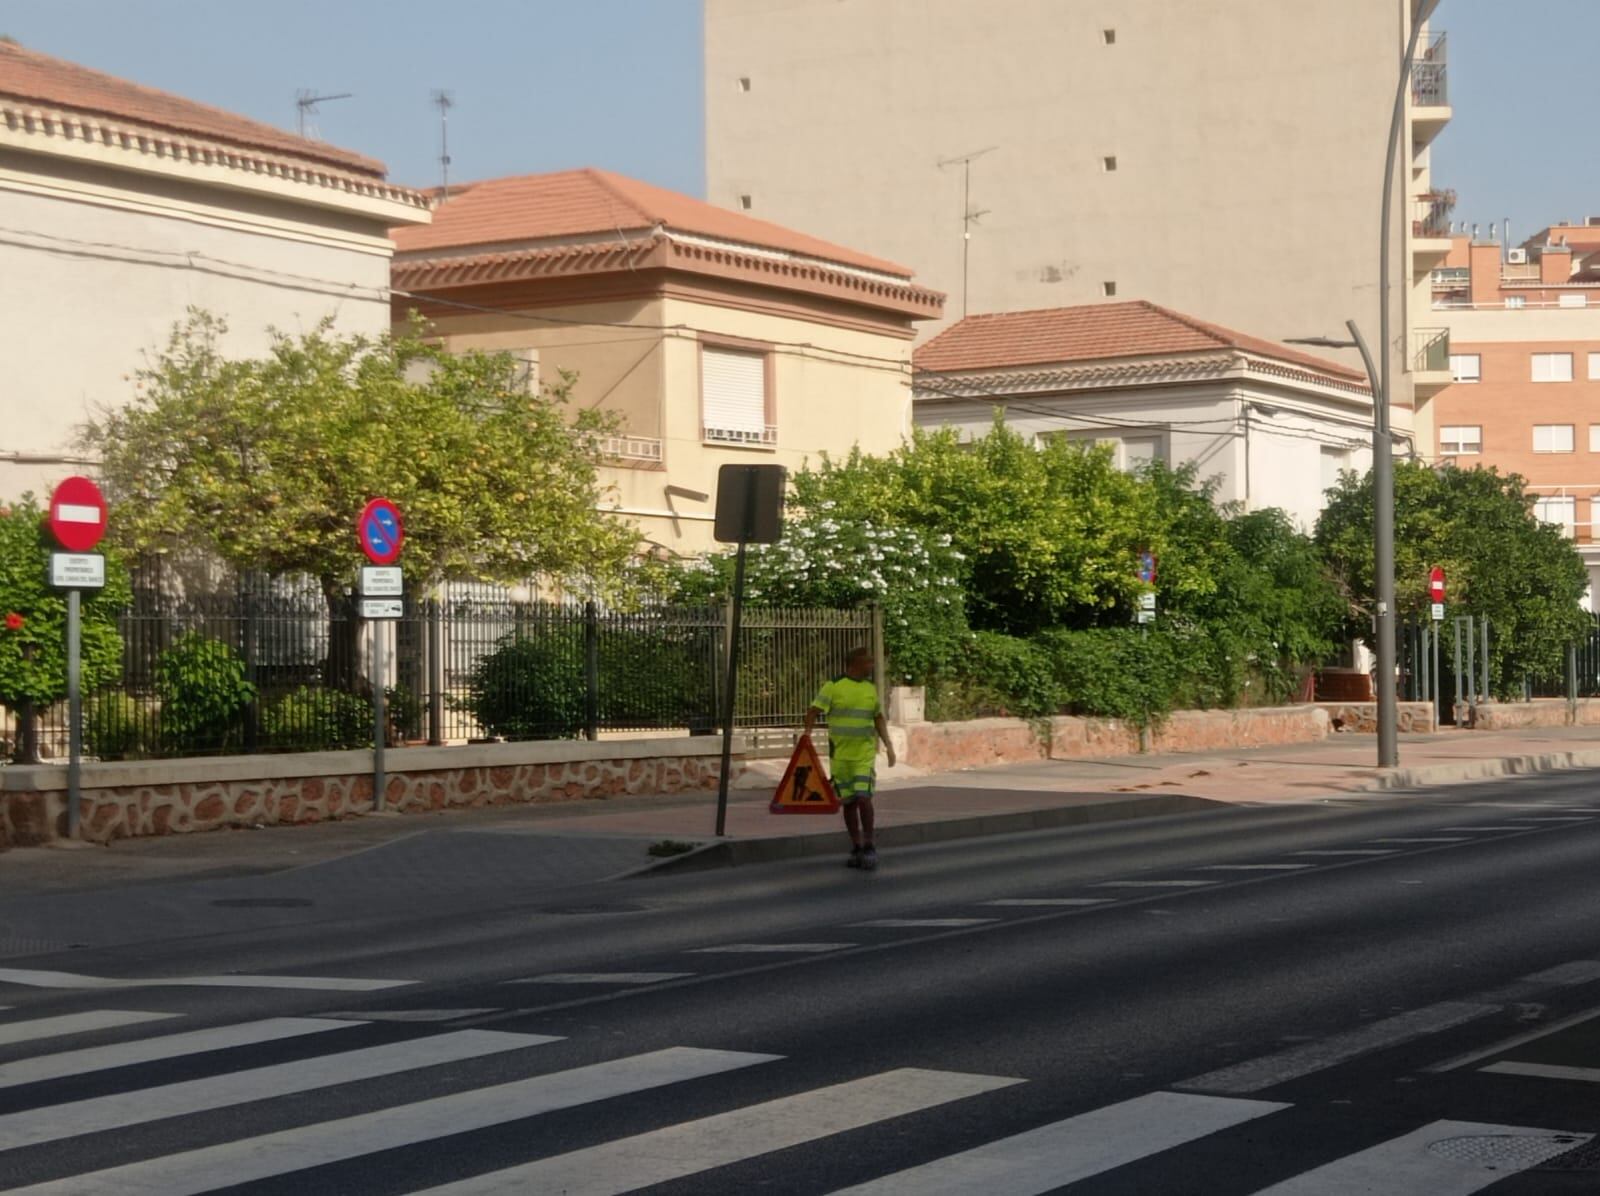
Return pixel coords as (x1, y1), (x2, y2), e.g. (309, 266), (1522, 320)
(209, 898), (315, 909)
(1428, 1132), (1591, 1172)
(538, 903), (646, 916)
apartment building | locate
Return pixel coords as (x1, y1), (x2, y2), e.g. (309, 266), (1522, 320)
(1431, 223), (1600, 593)
(706, 0), (1450, 448)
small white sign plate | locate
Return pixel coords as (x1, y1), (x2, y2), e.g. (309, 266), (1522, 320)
(1136, 609), (1155, 625)
(360, 566), (404, 598)
(49, 552), (105, 589)
(1431, 602), (1445, 621)
(1139, 592), (1157, 611)
(361, 598), (404, 620)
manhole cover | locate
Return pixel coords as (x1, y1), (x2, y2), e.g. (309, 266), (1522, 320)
(539, 903), (645, 916)
(209, 898), (315, 909)
(1428, 1133), (1590, 1172)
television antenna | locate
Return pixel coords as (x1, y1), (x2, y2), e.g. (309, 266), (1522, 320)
(432, 90), (454, 198)
(937, 146), (997, 318)
(295, 89), (353, 139)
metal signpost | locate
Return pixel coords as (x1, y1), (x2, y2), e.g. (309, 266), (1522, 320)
(1429, 567), (1445, 721)
(46, 476), (109, 840)
(357, 499), (404, 812)
(712, 464), (787, 837)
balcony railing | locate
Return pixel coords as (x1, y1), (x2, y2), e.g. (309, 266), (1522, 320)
(1412, 190), (1456, 239)
(597, 434), (664, 463)
(1412, 327), (1450, 373)
(1431, 266), (1469, 290)
(1412, 32), (1448, 106)
(703, 423), (779, 447)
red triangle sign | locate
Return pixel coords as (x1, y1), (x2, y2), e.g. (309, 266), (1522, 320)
(770, 734), (841, 814)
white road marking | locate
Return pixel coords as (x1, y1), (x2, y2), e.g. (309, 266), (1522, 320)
(1372, 838), (1470, 844)
(7, 1047), (778, 1196)
(691, 943), (855, 954)
(982, 898), (1114, 907)
(0, 1028), (554, 1151)
(1199, 864), (1315, 871)
(1514, 816), (1596, 823)
(827, 1090), (1287, 1195)
(0, 1009), (177, 1047)
(315, 1010), (495, 1021)
(1292, 850), (1400, 857)
(507, 973), (692, 985)
(1516, 961), (1600, 987)
(1435, 826), (1533, 833)
(414, 1067), (1021, 1195)
(0, 1017), (352, 1090)
(849, 919), (998, 928)
(1247, 1119), (1590, 1194)
(1427, 1003), (1600, 1072)
(1092, 880), (1215, 889)
(1482, 1060), (1600, 1084)
(0, 967), (410, 992)
(1177, 1002), (1496, 1094)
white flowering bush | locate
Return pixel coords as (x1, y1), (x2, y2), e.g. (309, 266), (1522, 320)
(665, 511), (968, 683)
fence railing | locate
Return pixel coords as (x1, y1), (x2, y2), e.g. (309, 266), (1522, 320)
(4, 580), (876, 764)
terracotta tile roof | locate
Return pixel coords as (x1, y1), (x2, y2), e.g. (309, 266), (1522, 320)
(0, 40), (386, 178)
(914, 300), (1367, 384)
(391, 168), (912, 276)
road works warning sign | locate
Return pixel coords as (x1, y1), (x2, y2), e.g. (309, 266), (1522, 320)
(770, 735), (840, 814)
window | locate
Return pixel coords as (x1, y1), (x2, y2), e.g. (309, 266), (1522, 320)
(1590, 425), (1600, 453)
(1320, 446), (1350, 491)
(1559, 293), (1587, 308)
(1589, 352), (1600, 380)
(1102, 155), (1118, 172)
(701, 343), (774, 445)
(1449, 354), (1480, 383)
(1534, 496), (1576, 533)
(1102, 281), (1117, 297)
(1505, 295), (1526, 309)
(1532, 352), (1574, 382)
(1439, 425), (1480, 456)
(738, 194), (753, 211)
(1120, 436), (1162, 470)
(1533, 424), (1575, 453)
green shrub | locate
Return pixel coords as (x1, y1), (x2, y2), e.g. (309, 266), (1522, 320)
(385, 683), (424, 741)
(262, 685), (371, 751)
(84, 692), (149, 759)
(953, 631), (1062, 718)
(155, 634), (256, 752)
(463, 633), (585, 740)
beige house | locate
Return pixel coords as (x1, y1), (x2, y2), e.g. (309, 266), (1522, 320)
(389, 168), (943, 555)
(0, 40), (429, 498)
(706, 0), (1451, 452)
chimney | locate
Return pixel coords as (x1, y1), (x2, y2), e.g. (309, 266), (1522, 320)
(1469, 240), (1502, 306)
(1541, 242), (1574, 285)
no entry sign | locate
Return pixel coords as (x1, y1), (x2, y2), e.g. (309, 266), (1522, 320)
(357, 497), (404, 565)
(47, 476), (108, 552)
(1429, 566), (1446, 602)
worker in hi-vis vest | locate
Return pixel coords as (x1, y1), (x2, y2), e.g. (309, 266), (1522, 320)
(804, 645), (896, 871)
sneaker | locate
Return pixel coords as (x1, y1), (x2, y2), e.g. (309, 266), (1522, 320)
(861, 847), (878, 871)
(845, 848), (865, 869)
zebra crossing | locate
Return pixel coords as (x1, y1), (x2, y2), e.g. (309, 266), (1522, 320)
(0, 999), (1593, 1193)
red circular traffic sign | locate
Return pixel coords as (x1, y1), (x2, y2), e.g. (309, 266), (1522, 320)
(1429, 566), (1446, 601)
(47, 475), (108, 552)
(357, 497), (405, 565)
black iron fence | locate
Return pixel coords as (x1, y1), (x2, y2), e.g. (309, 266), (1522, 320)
(8, 577), (875, 763)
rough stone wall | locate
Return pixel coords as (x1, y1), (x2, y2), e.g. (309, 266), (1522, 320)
(1151, 707), (1331, 751)
(1471, 699), (1600, 731)
(903, 718), (1050, 772)
(2, 754), (723, 848)
(1316, 702), (1436, 735)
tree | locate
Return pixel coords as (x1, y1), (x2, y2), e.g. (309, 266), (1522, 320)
(83, 313), (641, 679)
(1316, 462), (1588, 695)
(0, 498), (131, 761)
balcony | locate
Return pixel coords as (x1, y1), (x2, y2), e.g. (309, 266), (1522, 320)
(1410, 32), (1451, 149)
(1411, 190), (1454, 278)
(1410, 326), (1452, 399)
(703, 423), (779, 448)
(1430, 266), (1469, 292)
(597, 434), (664, 465)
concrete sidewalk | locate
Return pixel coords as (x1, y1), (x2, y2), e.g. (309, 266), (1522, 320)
(3, 724), (1600, 897)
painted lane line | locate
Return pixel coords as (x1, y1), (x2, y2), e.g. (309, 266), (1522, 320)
(1199, 864), (1315, 872)
(1482, 1061), (1600, 1084)
(1514, 816), (1596, 823)
(7, 1047), (778, 1196)
(1456, 801), (1585, 809)
(1372, 838), (1470, 844)
(1515, 960), (1600, 987)
(1292, 850), (1400, 857)
(982, 898), (1114, 907)
(849, 919), (998, 929)
(315, 1010), (495, 1022)
(1247, 1119), (1591, 1195)
(1176, 1002), (1496, 1095)
(691, 943), (855, 954)
(1434, 826), (1534, 833)
(0, 1010), (176, 1048)
(507, 973), (693, 985)
(0, 1028), (556, 1151)
(414, 1067), (1021, 1195)
(1092, 880), (1215, 889)
(0, 967), (410, 992)
(0, 1017), (352, 1090)
(827, 1090), (1287, 1195)
(1426, 1003), (1600, 1073)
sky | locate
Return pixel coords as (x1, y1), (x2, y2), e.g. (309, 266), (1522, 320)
(0, 0), (1595, 241)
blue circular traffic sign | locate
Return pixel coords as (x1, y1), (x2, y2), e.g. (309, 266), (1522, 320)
(357, 497), (404, 565)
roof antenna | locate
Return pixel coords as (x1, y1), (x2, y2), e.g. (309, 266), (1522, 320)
(937, 146), (997, 319)
(432, 90), (454, 200)
(295, 89), (353, 139)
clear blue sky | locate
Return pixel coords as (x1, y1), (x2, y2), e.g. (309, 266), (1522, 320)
(0, 0), (1594, 241)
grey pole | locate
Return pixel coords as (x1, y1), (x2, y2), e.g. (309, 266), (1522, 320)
(1430, 618), (1441, 725)
(66, 588), (82, 840)
(1453, 620), (1463, 719)
(1480, 616), (1491, 703)
(371, 620), (386, 812)
(1372, 0), (1433, 767)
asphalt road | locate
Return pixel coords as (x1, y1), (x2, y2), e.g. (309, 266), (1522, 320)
(2, 772), (1600, 1193)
